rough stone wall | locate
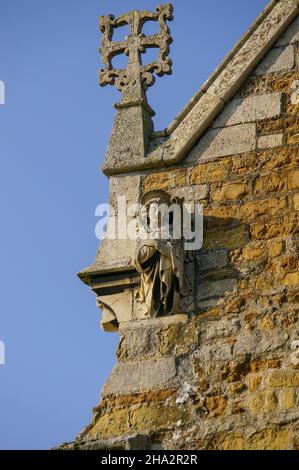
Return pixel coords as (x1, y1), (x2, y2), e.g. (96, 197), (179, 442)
(73, 17), (299, 451)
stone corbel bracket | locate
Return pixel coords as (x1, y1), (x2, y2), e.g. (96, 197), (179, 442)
(82, 270), (140, 332)
(102, 0), (299, 175)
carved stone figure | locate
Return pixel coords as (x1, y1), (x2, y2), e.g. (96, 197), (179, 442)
(134, 190), (188, 318)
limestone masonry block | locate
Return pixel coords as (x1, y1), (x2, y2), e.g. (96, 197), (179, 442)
(269, 370), (299, 388)
(197, 278), (237, 302)
(249, 390), (278, 414)
(189, 124), (256, 163)
(276, 16), (299, 47)
(253, 173), (285, 195)
(222, 429), (293, 451)
(287, 169), (299, 190)
(203, 225), (250, 250)
(170, 184), (210, 202)
(197, 250), (229, 272)
(102, 358), (177, 396)
(254, 46), (295, 75)
(239, 196), (288, 221)
(287, 132), (299, 144)
(267, 239), (284, 258)
(279, 389), (295, 409)
(190, 159), (231, 184)
(144, 169), (186, 192)
(110, 174), (141, 210)
(169, 92), (224, 159)
(258, 133), (284, 149)
(282, 272), (299, 285)
(212, 182), (249, 202)
(205, 395), (227, 418)
(214, 93), (283, 128)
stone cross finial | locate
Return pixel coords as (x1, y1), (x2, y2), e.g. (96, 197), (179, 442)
(99, 3), (174, 106)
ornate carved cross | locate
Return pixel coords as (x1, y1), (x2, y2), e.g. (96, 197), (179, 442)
(99, 3), (174, 105)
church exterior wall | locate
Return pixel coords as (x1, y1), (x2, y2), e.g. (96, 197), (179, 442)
(63, 13), (299, 451)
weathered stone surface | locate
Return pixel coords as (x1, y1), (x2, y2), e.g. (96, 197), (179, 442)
(251, 213), (298, 240)
(279, 389), (295, 409)
(190, 159), (231, 184)
(158, 322), (199, 356)
(213, 93), (282, 128)
(170, 184), (210, 202)
(249, 390), (278, 414)
(129, 402), (191, 433)
(100, 4), (173, 174)
(144, 169), (186, 192)
(198, 343), (234, 362)
(282, 272), (299, 286)
(288, 169), (299, 190)
(276, 16), (299, 47)
(242, 242), (266, 261)
(253, 173), (285, 195)
(269, 370), (299, 388)
(287, 132), (299, 144)
(196, 278), (238, 302)
(212, 182), (249, 202)
(188, 124), (256, 163)
(102, 358), (177, 396)
(206, 395), (227, 418)
(117, 327), (157, 361)
(143, 170), (210, 201)
(98, 0), (299, 174)
(208, 0), (299, 101)
(258, 133), (284, 149)
(234, 331), (289, 357)
(239, 196), (288, 221)
(98, 290), (133, 331)
(166, 92), (224, 164)
(203, 225), (250, 250)
(254, 46), (295, 75)
(258, 113), (299, 135)
(58, 434), (151, 451)
(119, 314), (188, 331)
(221, 428), (293, 451)
(197, 250), (229, 272)
(205, 318), (241, 340)
(82, 174), (141, 276)
(110, 174), (141, 211)
(267, 239), (284, 258)
(75, 2), (299, 453)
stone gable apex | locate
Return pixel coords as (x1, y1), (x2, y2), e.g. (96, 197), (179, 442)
(102, 0), (299, 175)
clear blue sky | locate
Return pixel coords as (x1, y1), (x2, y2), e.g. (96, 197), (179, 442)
(0, 0), (269, 450)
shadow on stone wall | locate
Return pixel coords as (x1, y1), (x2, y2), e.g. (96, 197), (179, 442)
(195, 215), (250, 312)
